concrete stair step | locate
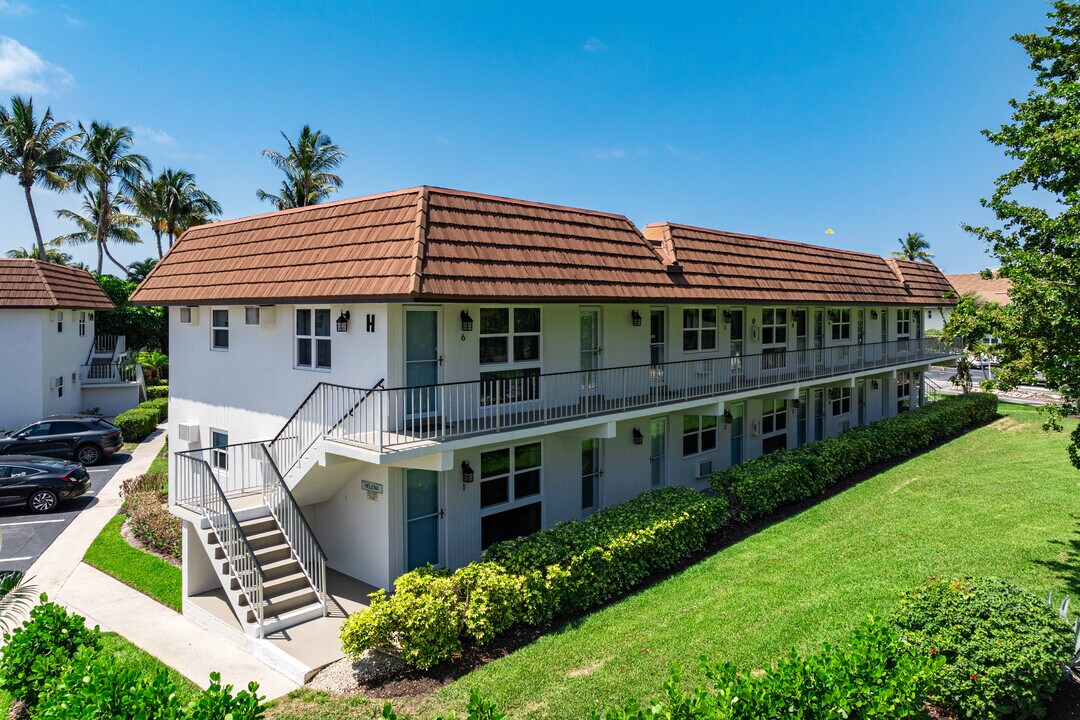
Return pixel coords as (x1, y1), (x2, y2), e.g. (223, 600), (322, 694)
(244, 528), (286, 551)
(244, 587), (319, 623)
(261, 556), (303, 581)
(238, 516), (277, 535)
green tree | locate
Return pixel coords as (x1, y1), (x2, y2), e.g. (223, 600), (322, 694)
(159, 167), (220, 249)
(92, 273), (167, 352)
(74, 122), (149, 273)
(890, 232), (933, 262)
(965, 1), (1080, 466)
(256, 125), (346, 209)
(54, 190), (143, 277)
(128, 174), (168, 259)
(126, 257), (158, 282)
(942, 291), (1007, 392)
(6, 239), (78, 266)
(0, 96), (81, 263)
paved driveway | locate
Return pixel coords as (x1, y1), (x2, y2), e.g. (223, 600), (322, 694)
(0, 453), (130, 573)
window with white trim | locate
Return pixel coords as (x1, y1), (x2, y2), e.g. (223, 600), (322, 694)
(896, 308), (911, 337)
(830, 308), (851, 341)
(761, 308), (787, 347)
(897, 372), (912, 413)
(78, 312), (86, 337)
(682, 415), (718, 457)
(830, 386), (851, 416)
(55, 311), (63, 333)
(479, 307), (540, 365)
(682, 308), (718, 351)
(211, 309), (229, 350)
(761, 398), (788, 453)
(211, 429), (228, 471)
(480, 442), (542, 549)
(296, 309), (332, 369)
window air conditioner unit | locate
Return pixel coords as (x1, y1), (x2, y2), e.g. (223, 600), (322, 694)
(179, 307), (199, 325)
(177, 424), (200, 443)
(50, 376), (63, 389)
(244, 306), (276, 326)
(696, 460), (713, 479)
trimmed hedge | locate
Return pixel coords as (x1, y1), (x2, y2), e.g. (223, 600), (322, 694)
(340, 487), (727, 669)
(146, 384), (169, 401)
(890, 577), (1073, 719)
(138, 397), (169, 423)
(114, 408), (157, 443)
(710, 392), (999, 521)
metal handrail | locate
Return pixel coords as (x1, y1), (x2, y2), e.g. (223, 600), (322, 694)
(173, 450), (265, 632)
(260, 445), (328, 613)
(80, 361), (137, 383)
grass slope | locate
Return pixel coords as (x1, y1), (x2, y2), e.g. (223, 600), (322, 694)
(84, 514), (182, 612)
(414, 403), (1080, 719)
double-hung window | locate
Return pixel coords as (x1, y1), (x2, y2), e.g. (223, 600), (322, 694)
(211, 309), (229, 350)
(682, 308), (718, 351)
(78, 312), (86, 337)
(682, 415), (718, 457)
(55, 311), (63, 333)
(831, 386), (851, 416)
(479, 308), (541, 405)
(761, 308), (788, 369)
(296, 309), (332, 370)
(211, 429), (228, 471)
(761, 398), (788, 454)
(479, 442), (542, 548)
(830, 309), (851, 341)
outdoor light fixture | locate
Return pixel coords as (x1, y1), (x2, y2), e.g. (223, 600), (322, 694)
(336, 311), (351, 333)
(88, 313), (94, 321)
(461, 460), (475, 486)
(927, 310), (933, 318)
(723, 409), (733, 425)
(870, 310), (878, 320)
(829, 387), (840, 399)
(871, 380), (880, 390)
(632, 427), (644, 445)
(723, 310), (733, 323)
(460, 310), (474, 332)
(792, 398), (801, 409)
(631, 310), (642, 327)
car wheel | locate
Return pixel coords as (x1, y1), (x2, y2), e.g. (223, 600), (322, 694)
(75, 444), (102, 465)
(28, 490), (58, 514)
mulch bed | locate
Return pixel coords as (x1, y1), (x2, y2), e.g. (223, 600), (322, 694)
(119, 516), (181, 568)
(321, 417), (1001, 703)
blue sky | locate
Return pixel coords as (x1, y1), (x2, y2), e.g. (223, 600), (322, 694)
(0, 1), (1050, 274)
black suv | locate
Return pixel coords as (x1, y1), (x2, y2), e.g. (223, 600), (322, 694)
(0, 416), (123, 465)
(0, 456), (91, 513)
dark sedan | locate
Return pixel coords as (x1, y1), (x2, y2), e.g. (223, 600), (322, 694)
(0, 416), (123, 465)
(0, 456), (91, 513)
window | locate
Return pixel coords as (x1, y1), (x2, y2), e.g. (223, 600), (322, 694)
(581, 439), (602, 516)
(480, 308), (540, 365)
(896, 308), (911, 337)
(56, 376), (63, 398)
(761, 308), (787, 346)
(479, 442), (542, 548)
(761, 399), (787, 435)
(211, 429), (228, 471)
(682, 415), (718, 457)
(211, 309), (229, 350)
(52, 421), (85, 435)
(296, 309), (332, 369)
(78, 312), (86, 337)
(682, 308), (717, 351)
(245, 306), (260, 325)
(55, 311), (63, 333)
(830, 308), (851, 341)
(22, 422), (51, 437)
(831, 386), (851, 416)
(880, 308), (888, 344)
(897, 373), (911, 413)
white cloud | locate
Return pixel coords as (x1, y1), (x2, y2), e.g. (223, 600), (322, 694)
(583, 37), (607, 53)
(133, 125), (178, 150)
(591, 147), (627, 160)
(0, 1), (30, 17)
(0, 36), (73, 94)
(64, 14), (83, 26)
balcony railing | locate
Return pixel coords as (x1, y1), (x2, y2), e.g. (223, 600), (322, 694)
(292, 336), (963, 453)
(80, 361), (137, 384)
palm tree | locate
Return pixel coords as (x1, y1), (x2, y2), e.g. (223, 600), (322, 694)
(159, 168), (221, 249)
(256, 125), (346, 210)
(129, 175), (168, 259)
(890, 232), (934, 262)
(74, 122), (149, 273)
(6, 239), (76, 265)
(127, 257), (158, 282)
(54, 190), (143, 277)
(0, 96), (81, 263)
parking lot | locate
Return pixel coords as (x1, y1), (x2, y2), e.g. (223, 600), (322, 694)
(0, 453), (130, 573)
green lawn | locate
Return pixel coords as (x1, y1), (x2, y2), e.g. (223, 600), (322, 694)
(407, 402), (1080, 719)
(83, 514), (182, 611)
(147, 443), (168, 474)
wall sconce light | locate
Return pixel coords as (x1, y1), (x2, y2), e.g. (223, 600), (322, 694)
(460, 310), (474, 332)
(632, 427), (644, 445)
(792, 398), (801, 409)
(723, 409), (733, 425)
(828, 310), (837, 323)
(88, 313), (94, 321)
(829, 387), (840, 399)
(723, 310), (733, 323)
(336, 311), (351, 333)
(927, 310), (933, 318)
(461, 460), (475, 486)
(871, 380), (880, 390)
(631, 310), (642, 327)
(870, 310), (878, 320)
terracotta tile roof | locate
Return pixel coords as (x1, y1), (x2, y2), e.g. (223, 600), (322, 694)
(130, 186), (956, 307)
(0, 259), (114, 310)
(946, 272), (1012, 305)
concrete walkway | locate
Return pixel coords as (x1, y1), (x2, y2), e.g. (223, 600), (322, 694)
(20, 425), (298, 700)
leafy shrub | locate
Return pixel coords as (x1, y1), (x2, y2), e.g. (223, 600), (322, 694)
(890, 577), (1073, 719)
(114, 408), (158, 442)
(711, 392), (999, 521)
(146, 384), (169, 400)
(342, 488), (727, 669)
(122, 471), (180, 560)
(139, 397), (169, 422)
(0, 595), (100, 706)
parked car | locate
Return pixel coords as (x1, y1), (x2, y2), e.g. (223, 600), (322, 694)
(0, 416), (122, 465)
(0, 456), (91, 513)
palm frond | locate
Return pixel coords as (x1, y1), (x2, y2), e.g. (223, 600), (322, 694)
(0, 572), (36, 633)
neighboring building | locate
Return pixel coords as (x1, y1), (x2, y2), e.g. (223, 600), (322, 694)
(0, 259), (140, 430)
(926, 272), (1013, 333)
(130, 187), (960, 659)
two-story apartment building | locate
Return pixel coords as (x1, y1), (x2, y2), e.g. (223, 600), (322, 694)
(130, 186), (959, 652)
(0, 259), (139, 430)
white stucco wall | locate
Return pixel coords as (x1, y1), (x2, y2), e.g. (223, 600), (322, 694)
(41, 309), (96, 418)
(0, 309), (45, 430)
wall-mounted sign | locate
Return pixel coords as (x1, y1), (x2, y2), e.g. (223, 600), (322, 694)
(362, 481), (383, 494)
